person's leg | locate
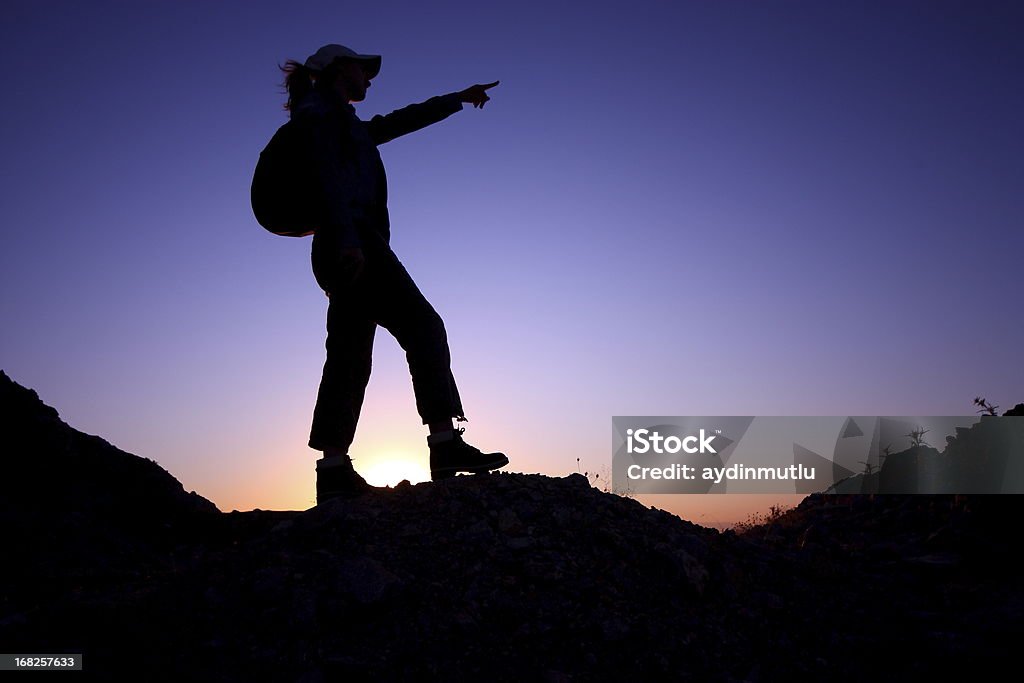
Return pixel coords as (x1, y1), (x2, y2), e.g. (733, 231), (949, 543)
(308, 294), (376, 454)
(367, 246), (507, 479)
(368, 247), (464, 425)
(308, 293), (376, 503)
(308, 226), (377, 454)
(308, 222), (386, 503)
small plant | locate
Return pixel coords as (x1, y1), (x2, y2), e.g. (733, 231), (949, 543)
(733, 503), (791, 533)
(906, 427), (929, 448)
(576, 459), (634, 497)
(974, 396), (999, 416)
(732, 511), (764, 533)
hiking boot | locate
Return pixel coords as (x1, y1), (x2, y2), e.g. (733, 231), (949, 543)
(316, 454), (372, 504)
(428, 428), (509, 481)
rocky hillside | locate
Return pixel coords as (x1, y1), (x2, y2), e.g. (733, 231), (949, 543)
(1, 370), (1021, 681)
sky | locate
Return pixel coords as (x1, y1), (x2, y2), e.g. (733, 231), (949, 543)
(2, 0), (1021, 527)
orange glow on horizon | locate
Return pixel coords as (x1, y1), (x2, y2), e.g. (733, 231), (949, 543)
(359, 455), (431, 488)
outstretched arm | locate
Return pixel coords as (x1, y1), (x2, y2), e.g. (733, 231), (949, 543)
(366, 81), (500, 145)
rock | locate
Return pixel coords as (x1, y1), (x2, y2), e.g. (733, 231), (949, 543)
(1, 370), (1022, 681)
(337, 557), (402, 605)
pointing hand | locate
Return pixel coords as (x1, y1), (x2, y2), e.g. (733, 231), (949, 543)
(457, 80), (500, 109)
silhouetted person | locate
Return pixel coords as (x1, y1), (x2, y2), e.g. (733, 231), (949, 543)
(259, 44), (507, 503)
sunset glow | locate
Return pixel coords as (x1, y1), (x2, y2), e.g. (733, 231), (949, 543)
(360, 455), (432, 488)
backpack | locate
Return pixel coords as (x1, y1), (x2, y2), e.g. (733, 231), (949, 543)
(251, 121), (316, 237)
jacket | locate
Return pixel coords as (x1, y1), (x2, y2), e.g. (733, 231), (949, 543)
(291, 89), (464, 248)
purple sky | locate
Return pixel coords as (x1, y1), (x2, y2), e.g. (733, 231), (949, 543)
(2, 1), (1021, 525)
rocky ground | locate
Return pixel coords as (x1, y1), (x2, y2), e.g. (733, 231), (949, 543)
(2, 369), (1021, 681)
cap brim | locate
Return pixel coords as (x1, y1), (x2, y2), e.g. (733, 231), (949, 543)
(354, 54), (381, 79)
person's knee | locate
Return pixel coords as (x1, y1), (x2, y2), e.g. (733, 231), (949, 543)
(324, 319), (376, 360)
(355, 355), (373, 384)
(395, 307), (449, 356)
(418, 308), (450, 350)
(424, 307), (447, 338)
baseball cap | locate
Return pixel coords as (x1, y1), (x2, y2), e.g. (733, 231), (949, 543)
(304, 44), (381, 79)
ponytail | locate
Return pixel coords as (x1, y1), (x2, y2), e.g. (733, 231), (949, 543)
(280, 60), (315, 111)
(280, 59), (347, 112)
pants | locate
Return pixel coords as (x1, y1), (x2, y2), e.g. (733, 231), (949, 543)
(307, 231), (465, 452)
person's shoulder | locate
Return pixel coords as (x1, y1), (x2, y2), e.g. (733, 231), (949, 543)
(292, 91), (327, 117)
(295, 91), (351, 117)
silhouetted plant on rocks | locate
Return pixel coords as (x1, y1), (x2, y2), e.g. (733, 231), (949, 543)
(732, 503), (790, 533)
(974, 396), (999, 416)
(577, 457), (635, 498)
(906, 427), (929, 448)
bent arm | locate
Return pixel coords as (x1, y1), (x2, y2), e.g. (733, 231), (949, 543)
(366, 93), (464, 146)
